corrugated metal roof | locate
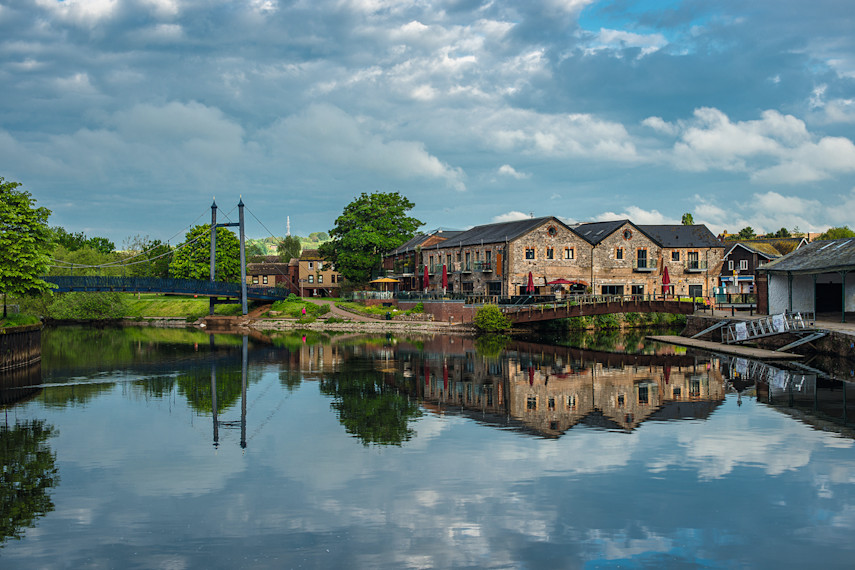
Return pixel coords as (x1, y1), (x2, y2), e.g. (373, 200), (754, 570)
(761, 238), (855, 274)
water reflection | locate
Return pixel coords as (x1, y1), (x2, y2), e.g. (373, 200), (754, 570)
(0, 419), (59, 545)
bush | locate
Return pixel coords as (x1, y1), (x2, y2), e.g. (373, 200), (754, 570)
(48, 292), (128, 320)
(473, 304), (511, 333)
(594, 314), (620, 329)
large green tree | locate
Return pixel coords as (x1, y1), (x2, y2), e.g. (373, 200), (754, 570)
(169, 224), (241, 281)
(278, 235), (301, 262)
(817, 226), (855, 240)
(681, 213), (694, 225)
(121, 234), (172, 278)
(0, 178), (54, 317)
(320, 192), (422, 284)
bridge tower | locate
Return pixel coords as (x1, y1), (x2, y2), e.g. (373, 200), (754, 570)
(209, 199), (248, 315)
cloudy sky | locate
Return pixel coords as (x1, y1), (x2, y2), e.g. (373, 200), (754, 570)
(2, 0), (854, 243)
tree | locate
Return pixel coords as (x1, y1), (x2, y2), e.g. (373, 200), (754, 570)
(681, 213), (694, 225)
(52, 226), (114, 253)
(169, 224), (241, 281)
(817, 226), (855, 241)
(278, 235), (301, 262)
(121, 234), (171, 278)
(772, 227), (791, 238)
(320, 192), (422, 284)
(473, 304), (511, 333)
(0, 178), (53, 318)
(736, 227), (756, 240)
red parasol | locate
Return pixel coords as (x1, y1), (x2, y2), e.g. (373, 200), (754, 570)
(442, 264), (448, 291)
(423, 264), (429, 291)
(526, 271), (535, 293)
(443, 363), (448, 390)
(529, 366), (534, 386)
(662, 266), (671, 295)
(547, 278), (575, 285)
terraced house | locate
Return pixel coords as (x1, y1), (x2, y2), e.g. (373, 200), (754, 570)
(385, 217), (724, 299)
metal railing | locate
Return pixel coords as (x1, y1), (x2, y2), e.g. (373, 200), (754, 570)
(685, 260), (708, 271)
(44, 275), (290, 300)
(722, 311), (814, 344)
(632, 259), (655, 271)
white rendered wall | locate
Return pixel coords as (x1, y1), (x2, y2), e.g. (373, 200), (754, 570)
(768, 274), (815, 314)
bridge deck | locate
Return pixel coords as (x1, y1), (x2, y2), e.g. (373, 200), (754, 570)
(503, 295), (697, 323)
(44, 276), (290, 301)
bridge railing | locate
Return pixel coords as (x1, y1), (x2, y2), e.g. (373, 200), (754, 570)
(44, 276), (289, 300)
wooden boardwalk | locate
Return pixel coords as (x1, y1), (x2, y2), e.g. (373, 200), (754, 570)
(648, 335), (803, 360)
(504, 296), (696, 324)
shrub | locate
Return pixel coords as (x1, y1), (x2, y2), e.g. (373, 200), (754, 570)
(48, 292), (128, 320)
(412, 302), (424, 313)
(473, 304), (511, 333)
(594, 314), (620, 329)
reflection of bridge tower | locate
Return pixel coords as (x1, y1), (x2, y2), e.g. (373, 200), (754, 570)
(209, 199), (248, 315)
(210, 335), (249, 449)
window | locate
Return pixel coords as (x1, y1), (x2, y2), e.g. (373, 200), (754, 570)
(252, 276), (259, 284)
(739, 259), (748, 270)
(672, 251), (680, 261)
(617, 394), (625, 407)
(547, 225), (557, 236)
(616, 247), (624, 260)
(308, 262), (313, 270)
(673, 387), (682, 398)
(486, 250), (492, 263)
(564, 248), (574, 260)
(728, 260), (734, 271)
(527, 396), (537, 410)
(546, 247), (554, 259)
(525, 247), (535, 260)
(548, 397), (555, 410)
(602, 285), (624, 295)
(429, 255), (435, 273)
(318, 275), (323, 284)
(465, 252), (471, 270)
(623, 229), (632, 240)
(687, 251), (700, 270)
(638, 386), (649, 405)
(689, 284), (702, 298)
(308, 275), (314, 284)
(631, 285), (644, 295)
(263, 276), (268, 285)
(568, 395), (576, 409)
(636, 248), (648, 268)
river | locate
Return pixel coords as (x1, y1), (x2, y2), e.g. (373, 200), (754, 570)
(1, 325), (854, 568)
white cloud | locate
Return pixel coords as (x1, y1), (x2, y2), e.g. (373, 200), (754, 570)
(35, 0), (119, 27)
(497, 164), (530, 179)
(492, 211), (532, 223)
(586, 28), (668, 58)
(594, 206), (675, 225)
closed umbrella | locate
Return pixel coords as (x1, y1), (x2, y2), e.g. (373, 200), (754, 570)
(526, 271), (535, 294)
(662, 266), (671, 296)
(441, 264), (448, 293)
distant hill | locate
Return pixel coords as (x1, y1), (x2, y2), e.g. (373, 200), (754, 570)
(246, 232), (331, 255)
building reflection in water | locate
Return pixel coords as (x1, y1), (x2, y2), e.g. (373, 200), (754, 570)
(277, 333), (726, 438)
(723, 356), (855, 436)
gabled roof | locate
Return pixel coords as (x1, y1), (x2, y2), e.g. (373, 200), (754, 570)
(725, 241), (781, 260)
(639, 225), (724, 249)
(572, 220), (629, 245)
(438, 216), (570, 248)
(725, 237), (807, 255)
(761, 238), (855, 274)
(386, 229), (464, 256)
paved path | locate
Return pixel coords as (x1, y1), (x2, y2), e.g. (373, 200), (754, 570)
(303, 298), (383, 322)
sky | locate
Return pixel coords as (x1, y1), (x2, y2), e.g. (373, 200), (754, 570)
(2, 0), (855, 245)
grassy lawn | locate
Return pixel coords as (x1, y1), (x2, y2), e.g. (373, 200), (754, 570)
(0, 314), (41, 327)
(123, 293), (246, 319)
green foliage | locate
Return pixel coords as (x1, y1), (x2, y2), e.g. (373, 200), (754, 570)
(0, 178), (54, 317)
(0, 313), (40, 327)
(681, 213), (693, 225)
(120, 234), (172, 278)
(319, 361), (423, 446)
(473, 304), (511, 333)
(736, 227), (756, 240)
(0, 420), (59, 544)
(474, 334), (510, 358)
(321, 192), (423, 284)
(411, 302), (424, 313)
(771, 227), (791, 238)
(817, 226), (855, 240)
(47, 292), (128, 319)
(594, 313), (620, 329)
(52, 226), (115, 253)
(271, 298), (330, 318)
(49, 244), (122, 276)
(309, 231), (329, 241)
(565, 316), (593, 329)
(169, 224), (241, 282)
(278, 235), (302, 262)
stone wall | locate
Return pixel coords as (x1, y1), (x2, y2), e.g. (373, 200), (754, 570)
(399, 300), (478, 323)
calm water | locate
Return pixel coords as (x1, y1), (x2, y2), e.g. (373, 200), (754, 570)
(2, 325), (855, 569)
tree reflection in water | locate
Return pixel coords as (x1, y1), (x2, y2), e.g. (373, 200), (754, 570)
(0, 420), (59, 545)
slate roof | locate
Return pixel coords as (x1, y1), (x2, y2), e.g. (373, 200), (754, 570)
(438, 216), (568, 248)
(386, 229), (464, 256)
(761, 238), (855, 274)
(572, 220), (629, 245)
(639, 225), (724, 249)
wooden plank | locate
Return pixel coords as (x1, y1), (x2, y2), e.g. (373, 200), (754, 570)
(647, 335), (804, 360)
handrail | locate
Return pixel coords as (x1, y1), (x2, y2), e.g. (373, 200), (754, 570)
(722, 311), (815, 344)
(43, 275), (289, 300)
